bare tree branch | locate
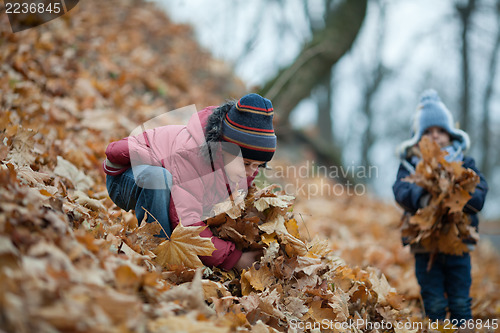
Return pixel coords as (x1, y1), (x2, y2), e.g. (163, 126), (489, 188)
(259, 0), (367, 130)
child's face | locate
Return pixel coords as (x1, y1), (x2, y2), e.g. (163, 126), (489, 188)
(222, 151), (265, 184)
(422, 126), (451, 148)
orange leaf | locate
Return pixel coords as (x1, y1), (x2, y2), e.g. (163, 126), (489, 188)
(114, 265), (140, 291)
(241, 265), (275, 292)
(444, 187), (471, 213)
(285, 218), (300, 238)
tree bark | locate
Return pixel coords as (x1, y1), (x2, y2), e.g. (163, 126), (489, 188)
(456, 0), (476, 134)
(480, 0), (500, 178)
(259, 0), (368, 130)
(316, 73), (334, 144)
(360, 0), (387, 171)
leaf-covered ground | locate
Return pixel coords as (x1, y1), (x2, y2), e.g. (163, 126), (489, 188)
(1, 0), (499, 332)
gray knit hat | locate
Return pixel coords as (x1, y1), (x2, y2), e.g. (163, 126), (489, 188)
(397, 89), (470, 158)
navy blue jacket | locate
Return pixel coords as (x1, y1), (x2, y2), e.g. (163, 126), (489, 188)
(393, 156), (488, 244)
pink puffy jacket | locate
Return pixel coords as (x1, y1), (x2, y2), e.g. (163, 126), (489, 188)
(103, 107), (256, 270)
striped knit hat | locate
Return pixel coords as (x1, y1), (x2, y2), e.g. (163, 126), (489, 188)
(221, 93), (276, 161)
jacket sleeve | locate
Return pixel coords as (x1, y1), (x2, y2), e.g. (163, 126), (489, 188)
(103, 137), (131, 175)
(103, 131), (164, 176)
(105, 137), (131, 166)
(463, 157), (488, 214)
(392, 162), (427, 214)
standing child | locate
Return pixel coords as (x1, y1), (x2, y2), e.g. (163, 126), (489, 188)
(103, 93), (277, 271)
(393, 89), (488, 323)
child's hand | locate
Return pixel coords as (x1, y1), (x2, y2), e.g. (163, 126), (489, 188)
(234, 250), (262, 270)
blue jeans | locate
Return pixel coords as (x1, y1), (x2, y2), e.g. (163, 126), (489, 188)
(106, 165), (172, 237)
(414, 253), (472, 321)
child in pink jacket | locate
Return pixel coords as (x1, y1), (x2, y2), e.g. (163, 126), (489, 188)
(103, 94), (276, 271)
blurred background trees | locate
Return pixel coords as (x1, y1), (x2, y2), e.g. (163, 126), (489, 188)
(158, 0), (500, 221)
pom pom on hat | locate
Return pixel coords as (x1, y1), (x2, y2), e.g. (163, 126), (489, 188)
(397, 89), (470, 158)
(416, 89), (455, 138)
(419, 89), (441, 104)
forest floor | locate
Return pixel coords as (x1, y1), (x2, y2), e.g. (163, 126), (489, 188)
(1, 0), (499, 332)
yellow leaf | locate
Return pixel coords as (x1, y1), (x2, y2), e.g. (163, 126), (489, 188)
(241, 265), (275, 292)
(201, 280), (231, 300)
(114, 265), (140, 291)
(220, 312), (249, 330)
(240, 270), (253, 296)
(261, 232), (278, 245)
(39, 188), (53, 197)
(154, 223), (216, 269)
(285, 218), (300, 238)
(308, 300), (337, 322)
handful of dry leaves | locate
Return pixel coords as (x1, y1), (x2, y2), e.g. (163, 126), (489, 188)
(402, 137), (480, 255)
(144, 184), (412, 331)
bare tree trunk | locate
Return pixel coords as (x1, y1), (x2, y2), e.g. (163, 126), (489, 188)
(360, 0), (387, 171)
(258, 0), (367, 174)
(456, 0), (477, 133)
(259, 0), (367, 130)
(316, 73), (334, 144)
(312, 0), (335, 145)
(360, 70), (381, 171)
(480, 0), (500, 177)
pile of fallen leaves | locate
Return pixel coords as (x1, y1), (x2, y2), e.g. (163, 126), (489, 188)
(402, 137), (480, 255)
(0, 156), (412, 332)
(277, 166), (500, 322)
(206, 186), (410, 329)
(1, 0), (500, 331)
(114, 185), (413, 331)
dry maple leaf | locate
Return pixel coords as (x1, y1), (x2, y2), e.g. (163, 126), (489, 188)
(154, 222), (216, 269)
